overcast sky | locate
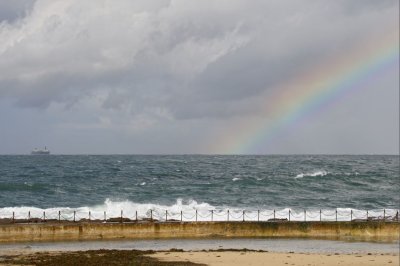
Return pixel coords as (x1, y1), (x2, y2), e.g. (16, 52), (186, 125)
(0, 0), (398, 154)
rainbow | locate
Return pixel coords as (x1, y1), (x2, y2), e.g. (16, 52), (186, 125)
(209, 28), (399, 154)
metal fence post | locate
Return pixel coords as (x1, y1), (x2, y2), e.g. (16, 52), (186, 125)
(257, 210), (260, 222)
(165, 210), (168, 222)
(288, 210), (291, 221)
(59, 211), (61, 222)
(243, 210), (245, 222)
(104, 211), (106, 222)
(12, 212), (15, 223)
(73, 211), (76, 222)
(383, 209), (386, 222)
(319, 209), (321, 222)
(28, 211), (30, 222)
(180, 211), (182, 222)
(274, 209), (275, 220)
(304, 209), (306, 222)
(136, 210), (138, 222)
(195, 210), (198, 222)
(43, 211), (46, 222)
(151, 210), (153, 221)
(350, 209), (353, 221)
(89, 211), (91, 222)
(121, 210), (123, 223)
(366, 210), (368, 221)
(335, 209), (337, 222)
(227, 210), (230, 221)
(211, 210), (213, 222)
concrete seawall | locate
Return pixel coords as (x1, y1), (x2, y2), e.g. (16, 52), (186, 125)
(0, 221), (399, 243)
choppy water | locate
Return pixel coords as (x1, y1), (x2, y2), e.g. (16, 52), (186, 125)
(0, 155), (398, 221)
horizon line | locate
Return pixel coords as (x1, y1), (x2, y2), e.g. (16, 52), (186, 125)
(0, 153), (399, 156)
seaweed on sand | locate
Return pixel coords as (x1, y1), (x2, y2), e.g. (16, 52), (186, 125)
(0, 249), (206, 266)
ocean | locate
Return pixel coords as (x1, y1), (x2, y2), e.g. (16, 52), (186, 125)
(0, 155), (398, 221)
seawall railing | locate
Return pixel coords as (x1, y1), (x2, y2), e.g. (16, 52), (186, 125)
(0, 209), (398, 225)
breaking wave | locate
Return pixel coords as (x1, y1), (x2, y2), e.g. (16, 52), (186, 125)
(295, 171), (328, 179)
(0, 198), (397, 222)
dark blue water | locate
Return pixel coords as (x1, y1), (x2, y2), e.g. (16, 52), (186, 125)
(0, 155), (398, 211)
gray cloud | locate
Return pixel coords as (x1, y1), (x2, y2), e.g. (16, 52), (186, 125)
(1, 1), (396, 116)
(0, 0), (35, 23)
(0, 0), (398, 154)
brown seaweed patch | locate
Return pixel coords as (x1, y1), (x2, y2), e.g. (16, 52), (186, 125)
(0, 249), (205, 266)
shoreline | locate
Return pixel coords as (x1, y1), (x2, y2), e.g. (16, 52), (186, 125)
(0, 221), (398, 243)
(1, 238), (399, 255)
(1, 223), (398, 265)
(0, 248), (398, 266)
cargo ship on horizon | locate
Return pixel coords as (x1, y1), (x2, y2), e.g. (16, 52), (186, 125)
(31, 147), (50, 155)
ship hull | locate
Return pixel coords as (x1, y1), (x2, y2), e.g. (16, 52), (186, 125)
(31, 151), (50, 155)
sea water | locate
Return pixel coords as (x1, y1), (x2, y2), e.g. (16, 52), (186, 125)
(0, 155), (398, 221)
(1, 239), (399, 254)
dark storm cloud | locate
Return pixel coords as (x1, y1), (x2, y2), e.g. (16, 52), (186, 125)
(0, 0), (398, 154)
(0, 0), (396, 120)
(0, 0), (35, 23)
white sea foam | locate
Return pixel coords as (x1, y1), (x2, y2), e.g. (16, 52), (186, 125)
(232, 177), (241, 181)
(344, 172), (360, 176)
(295, 170), (328, 179)
(0, 199), (397, 222)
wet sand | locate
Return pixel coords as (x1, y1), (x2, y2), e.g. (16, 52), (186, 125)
(0, 249), (398, 266)
(0, 238), (398, 265)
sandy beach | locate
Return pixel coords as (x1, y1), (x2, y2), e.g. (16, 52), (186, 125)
(152, 251), (400, 266)
(0, 237), (399, 265)
(0, 249), (398, 266)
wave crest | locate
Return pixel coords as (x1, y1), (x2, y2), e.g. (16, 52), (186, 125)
(295, 170), (328, 179)
(0, 199), (398, 222)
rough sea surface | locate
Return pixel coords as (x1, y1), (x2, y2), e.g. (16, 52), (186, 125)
(0, 155), (398, 221)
